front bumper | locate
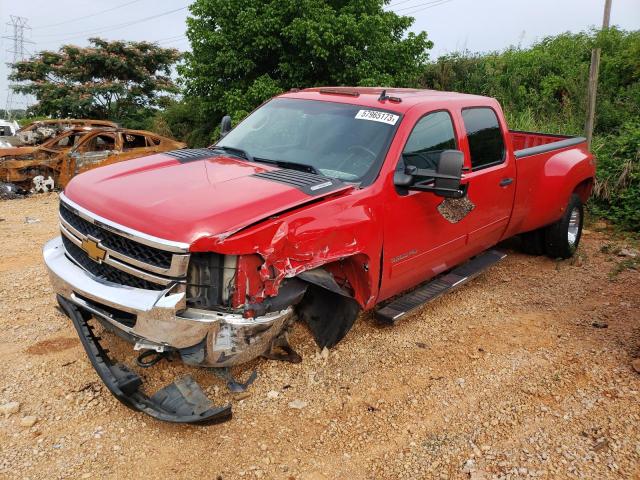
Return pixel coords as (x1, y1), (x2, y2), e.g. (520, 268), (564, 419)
(44, 236), (293, 367)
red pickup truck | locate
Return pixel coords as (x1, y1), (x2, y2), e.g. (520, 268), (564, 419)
(44, 87), (595, 423)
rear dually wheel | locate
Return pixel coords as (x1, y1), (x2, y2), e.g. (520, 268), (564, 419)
(544, 193), (584, 259)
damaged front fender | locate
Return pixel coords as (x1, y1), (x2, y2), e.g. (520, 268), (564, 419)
(190, 189), (385, 348)
(191, 189), (384, 312)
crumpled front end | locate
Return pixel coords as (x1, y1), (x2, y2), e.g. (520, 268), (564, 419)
(44, 193), (293, 368)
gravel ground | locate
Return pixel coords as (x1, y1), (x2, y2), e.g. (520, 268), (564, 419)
(0, 193), (639, 480)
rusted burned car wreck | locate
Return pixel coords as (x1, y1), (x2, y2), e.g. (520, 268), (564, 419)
(1, 119), (118, 147)
(1, 127), (184, 191)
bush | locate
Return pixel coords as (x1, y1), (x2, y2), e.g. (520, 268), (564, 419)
(591, 121), (640, 231)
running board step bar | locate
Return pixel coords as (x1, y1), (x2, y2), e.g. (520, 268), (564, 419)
(375, 250), (506, 324)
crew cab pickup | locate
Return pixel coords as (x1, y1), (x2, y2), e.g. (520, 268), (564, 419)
(44, 87), (595, 423)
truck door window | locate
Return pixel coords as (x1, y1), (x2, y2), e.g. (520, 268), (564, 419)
(461, 107), (505, 170)
(400, 110), (456, 172)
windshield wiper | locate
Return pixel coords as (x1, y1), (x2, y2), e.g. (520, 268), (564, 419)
(211, 146), (320, 175)
(210, 145), (254, 162)
(253, 157), (320, 175)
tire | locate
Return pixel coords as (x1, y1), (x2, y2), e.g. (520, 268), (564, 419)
(544, 193), (584, 259)
(520, 228), (546, 255)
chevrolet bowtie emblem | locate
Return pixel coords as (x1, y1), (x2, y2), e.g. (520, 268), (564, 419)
(81, 238), (107, 263)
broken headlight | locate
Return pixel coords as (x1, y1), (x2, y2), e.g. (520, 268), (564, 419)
(186, 253), (237, 309)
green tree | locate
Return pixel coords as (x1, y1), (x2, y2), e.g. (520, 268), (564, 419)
(10, 38), (182, 126)
(180, 0), (432, 128)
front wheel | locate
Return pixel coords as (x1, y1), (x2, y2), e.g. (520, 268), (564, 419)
(545, 194), (584, 259)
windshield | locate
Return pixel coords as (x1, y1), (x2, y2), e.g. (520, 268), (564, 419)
(217, 98), (400, 182)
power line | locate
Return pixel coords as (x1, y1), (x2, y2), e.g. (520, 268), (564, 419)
(32, 0), (144, 29)
(32, 6), (189, 41)
(391, 0), (453, 13)
(155, 34), (188, 43)
(387, 0), (431, 8)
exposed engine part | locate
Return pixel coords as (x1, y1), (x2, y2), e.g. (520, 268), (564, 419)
(187, 253), (237, 308)
(32, 175), (55, 193)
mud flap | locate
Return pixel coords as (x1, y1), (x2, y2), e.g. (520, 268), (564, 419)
(58, 295), (232, 425)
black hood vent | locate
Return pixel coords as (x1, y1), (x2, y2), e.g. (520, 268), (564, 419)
(252, 169), (346, 196)
(165, 148), (215, 163)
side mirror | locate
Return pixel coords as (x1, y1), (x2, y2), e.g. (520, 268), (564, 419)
(433, 150), (464, 198)
(394, 150), (466, 198)
(220, 115), (232, 139)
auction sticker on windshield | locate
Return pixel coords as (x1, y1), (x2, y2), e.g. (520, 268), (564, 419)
(355, 110), (399, 125)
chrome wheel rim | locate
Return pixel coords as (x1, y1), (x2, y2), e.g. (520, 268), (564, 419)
(567, 207), (581, 246)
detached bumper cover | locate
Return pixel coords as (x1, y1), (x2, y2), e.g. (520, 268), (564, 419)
(44, 236), (293, 367)
(57, 295), (232, 425)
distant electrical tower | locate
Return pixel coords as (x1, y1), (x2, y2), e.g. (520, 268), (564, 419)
(3, 15), (35, 119)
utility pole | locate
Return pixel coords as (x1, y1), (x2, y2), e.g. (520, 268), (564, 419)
(3, 15), (35, 120)
(585, 0), (613, 149)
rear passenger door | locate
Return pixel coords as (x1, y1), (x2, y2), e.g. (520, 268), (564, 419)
(457, 107), (516, 254)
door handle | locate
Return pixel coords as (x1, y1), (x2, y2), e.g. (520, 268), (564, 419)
(499, 178), (513, 187)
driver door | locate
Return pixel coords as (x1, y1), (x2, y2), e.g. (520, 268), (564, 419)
(379, 110), (470, 300)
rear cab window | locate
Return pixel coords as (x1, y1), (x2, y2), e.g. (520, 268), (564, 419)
(461, 107), (505, 170)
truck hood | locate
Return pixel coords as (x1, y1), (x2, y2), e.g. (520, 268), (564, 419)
(63, 151), (352, 246)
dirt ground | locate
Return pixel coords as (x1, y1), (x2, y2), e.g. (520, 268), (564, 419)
(1, 193), (639, 480)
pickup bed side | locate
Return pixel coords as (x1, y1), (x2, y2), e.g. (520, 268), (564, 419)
(504, 131), (594, 239)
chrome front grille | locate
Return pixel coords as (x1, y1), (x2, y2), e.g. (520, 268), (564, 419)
(58, 194), (190, 290)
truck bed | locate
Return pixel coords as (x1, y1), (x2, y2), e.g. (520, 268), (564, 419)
(509, 130), (586, 158)
(503, 130), (591, 239)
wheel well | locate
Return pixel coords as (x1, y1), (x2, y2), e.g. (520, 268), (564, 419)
(573, 178), (594, 204)
(293, 255), (371, 349)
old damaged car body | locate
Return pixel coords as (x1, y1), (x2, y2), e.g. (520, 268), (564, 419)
(43, 87), (595, 422)
(2, 118), (118, 147)
(1, 128), (185, 189)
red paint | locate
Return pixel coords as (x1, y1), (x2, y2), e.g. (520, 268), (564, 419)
(63, 88), (595, 310)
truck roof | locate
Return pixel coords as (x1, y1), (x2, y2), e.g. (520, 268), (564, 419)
(280, 87), (492, 113)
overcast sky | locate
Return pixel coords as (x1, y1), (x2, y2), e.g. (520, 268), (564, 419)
(1, 0), (638, 111)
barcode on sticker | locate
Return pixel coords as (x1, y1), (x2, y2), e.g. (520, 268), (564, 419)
(355, 110), (399, 125)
